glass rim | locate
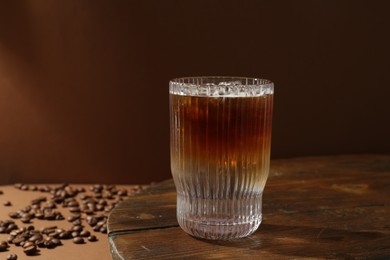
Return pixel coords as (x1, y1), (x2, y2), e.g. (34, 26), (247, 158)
(169, 76), (274, 97)
(169, 76), (273, 87)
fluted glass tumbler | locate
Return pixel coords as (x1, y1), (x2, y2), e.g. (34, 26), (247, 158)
(169, 77), (274, 240)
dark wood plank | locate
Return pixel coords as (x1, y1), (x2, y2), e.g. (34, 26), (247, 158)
(107, 179), (177, 234)
(108, 155), (390, 259)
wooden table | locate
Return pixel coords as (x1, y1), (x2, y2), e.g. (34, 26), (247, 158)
(108, 155), (390, 259)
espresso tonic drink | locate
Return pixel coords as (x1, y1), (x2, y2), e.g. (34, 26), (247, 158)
(169, 77), (273, 240)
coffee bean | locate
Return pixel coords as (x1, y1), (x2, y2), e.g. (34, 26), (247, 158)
(8, 212), (19, 219)
(7, 225), (18, 233)
(58, 231), (71, 239)
(22, 241), (35, 248)
(30, 186), (38, 191)
(20, 217), (31, 224)
(67, 201), (79, 207)
(12, 236), (26, 246)
(73, 237), (84, 244)
(0, 190), (3, 195)
(79, 194), (90, 200)
(51, 238), (62, 246)
(34, 212), (44, 219)
(71, 231), (80, 238)
(87, 235), (97, 242)
(41, 226), (57, 234)
(31, 196), (47, 205)
(44, 239), (56, 249)
(72, 225), (83, 232)
(0, 243), (7, 251)
(100, 226), (107, 233)
(48, 230), (61, 238)
(27, 225), (35, 231)
(14, 183), (23, 189)
(80, 230), (91, 237)
(23, 245), (37, 255)
(93, 225), (101, 232)
(1, 241), (9, 247)
(35, 239), (45, 248)
(7, 254), (17, 260)
(28, 234), (43, 242)
(67, 214), (81, 222)
(117, 189), (128, 196)
(69, 207), (81, 213)
(3, 201), (12, 206)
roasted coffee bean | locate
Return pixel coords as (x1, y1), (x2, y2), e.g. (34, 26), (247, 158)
(27, 225), (35, 231)
(84, 209), (95, 215)
(23, 245), (37, 255)
(3, 201), (12, 206)
(30, 186), (38, 191)
(44, 212), (56, 220)
(58, 231), (71, 239)
(0, 226), (7, 233)
(100, 226), (108, 233)
(69, 207), (81, 213)
(71, 219), (82, 225)
(7, 254), (17, 260)
(72, 225), (83, 232)
(87, 235), (97, 242)
(22, 241), (35, 248)
(7, 236), (14, 244)
(51, 238), (62, 246)
(41, 226), (57, 234)
(21, 185), (29, 191)
(31, 196), (47, 205)
(67, 214), (81, 222)
(67, 201), (79, 207)
(35, 239), (45, 248)
(73, 237), (84, 244)
(0, 243), (7, 251)
(35, 212), (44, 219)
(117, 189), (128, 196)
(44, 239), (56, 249)
(48, 231), (61, 238)
(7, 224), (18, 232)
(8, 212), (19, 219)
(80, 230), (90, 237)
(93, 225), (101, 232)
(77, 187), (86, 193)
(12, 236), (26, 246)
(0, 190), (3, 195)
(28, 234), (43, 242)
(79, 194), (90, 200)
(1, 241), (9, 247)
(14, 183), (23, 189)
(96, 204), (104, 211)
(9, 231), (19, 236)
(20, 217), (31, 224)
(71, 231), (80, 238)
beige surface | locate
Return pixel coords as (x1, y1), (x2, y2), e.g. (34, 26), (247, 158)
(0, 184), (140, 260)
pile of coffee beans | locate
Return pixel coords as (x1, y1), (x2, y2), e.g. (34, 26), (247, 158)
(0, 183), (145, 259)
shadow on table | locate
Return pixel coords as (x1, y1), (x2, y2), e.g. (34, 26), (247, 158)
(199, 224), (390, 259)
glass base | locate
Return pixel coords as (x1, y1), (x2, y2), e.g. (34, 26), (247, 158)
(176, 194), (262, 240)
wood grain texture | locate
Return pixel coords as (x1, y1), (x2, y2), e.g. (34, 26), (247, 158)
(108, 155), (390, 259)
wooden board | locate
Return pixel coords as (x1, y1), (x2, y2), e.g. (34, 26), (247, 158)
(108, 155), (390, 259)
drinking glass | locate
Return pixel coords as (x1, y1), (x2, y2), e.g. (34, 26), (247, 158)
(169, 77), (274, 240)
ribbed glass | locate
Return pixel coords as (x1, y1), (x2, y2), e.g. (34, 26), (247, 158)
(169, 77), (273, 240)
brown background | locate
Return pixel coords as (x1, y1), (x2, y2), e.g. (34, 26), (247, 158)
(0, 1), (389, 184)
